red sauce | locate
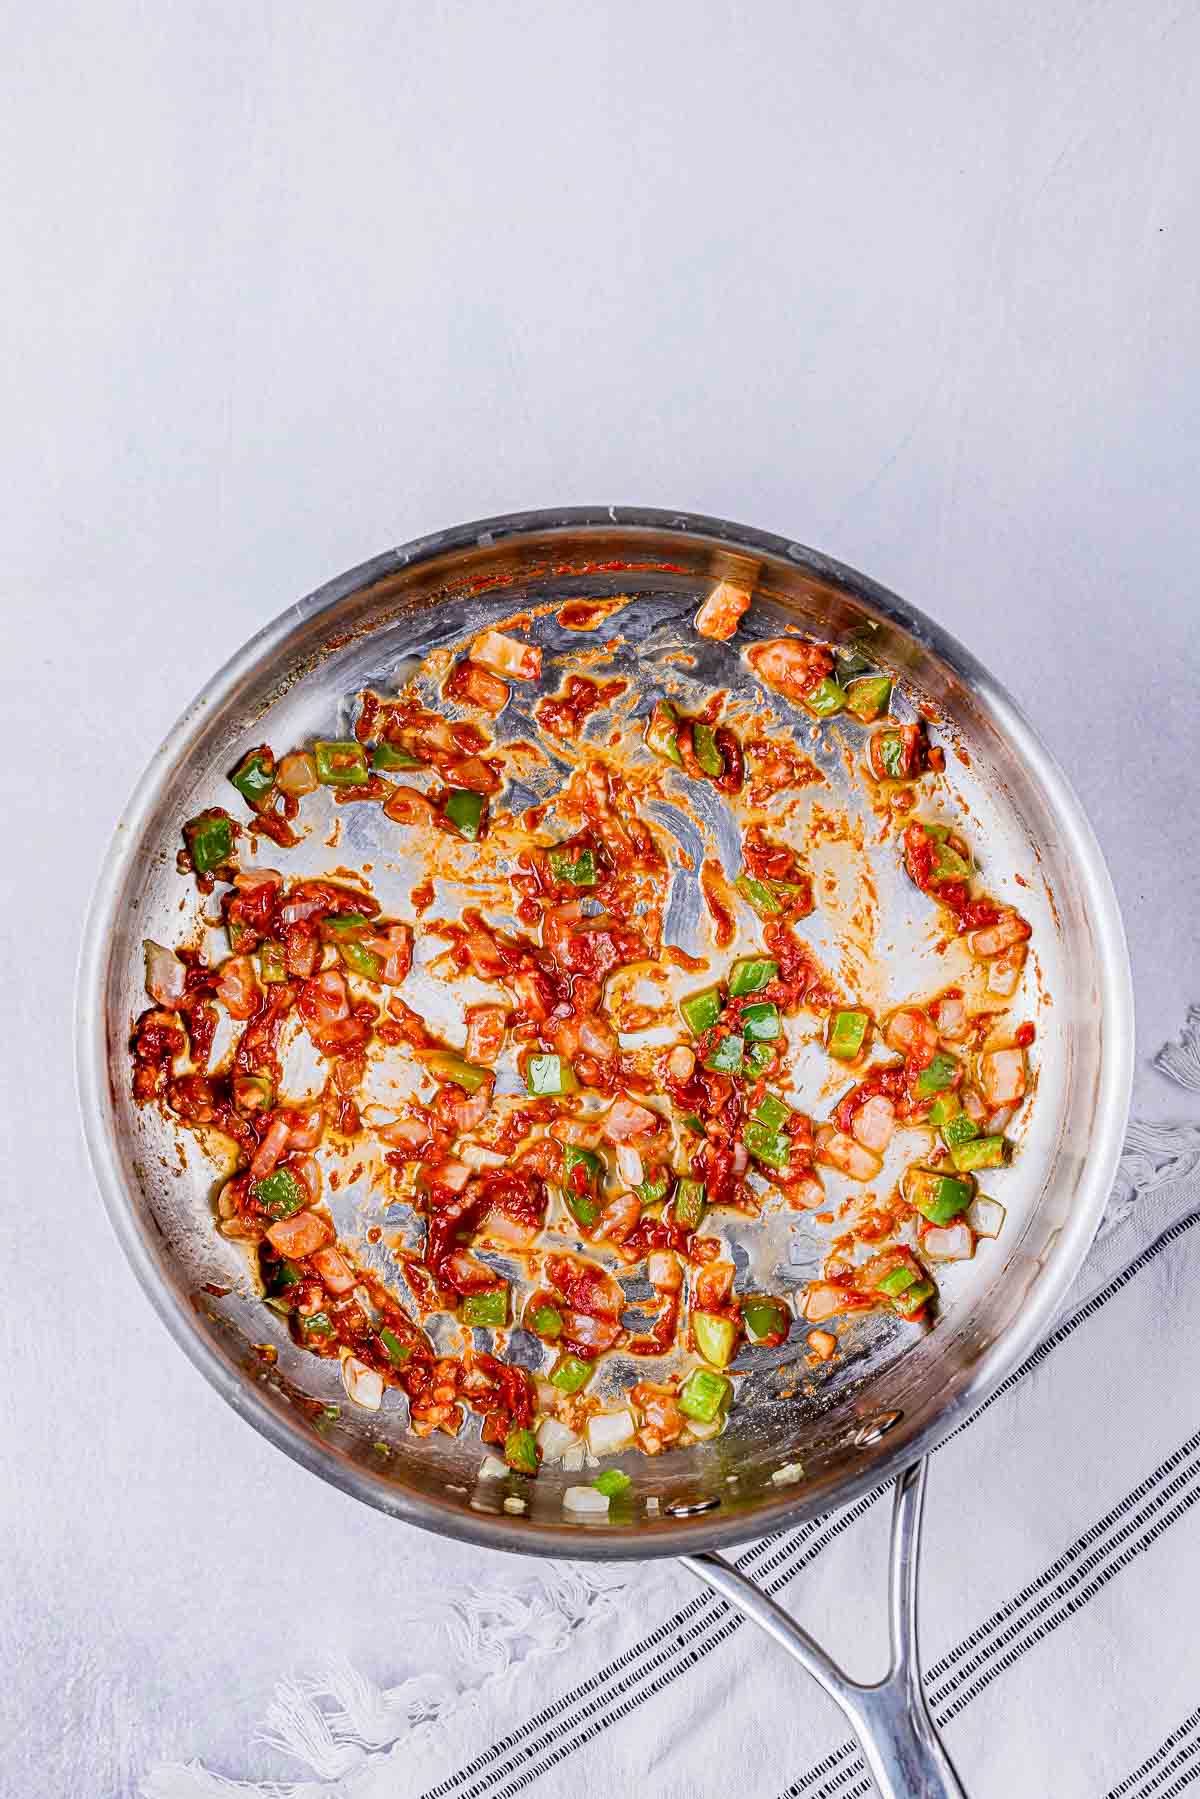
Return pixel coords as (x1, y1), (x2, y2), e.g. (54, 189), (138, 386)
(700, 858), (736, 948)
(535, 674), (628, 738)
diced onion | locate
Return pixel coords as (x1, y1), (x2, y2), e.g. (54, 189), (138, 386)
(458, 1142), (507, 1169)
(962, 1087), (986, 1123)
(603, 1096), (659, 1143)
(667, 1044), (696, 1081)
(478, 1455), (508, 1480)
(563, 1485), (611, 1514)
(277, 752), (318, 796)
(980, 1045), (1027, 1108)
(586, 1409), (636, 1456)
(646, 1249), (681, 1291)
(815, 1127), (881, 1182)
(694, 580), (751, 641)
(485, 1208), (538, 1246)
(923, 1222), (974, 1262)
(562, 1443), (586, 1472)
(933, 994), (966, 1040)
(771, 1461), (804, 1486)
(615, 1145), (644, 1186)
(987, 948), (1026, 996)
(471, 630), (542, 681)
(684, 1415), (722, 1441)
(537, 1418), (580, 1463)
(850, 1094), (895, 1155)
(966, 1196), (1006, 1239)
(341, 1356), (384, 1411)
(144, 941), (187, 1008)
(503, 1495), (526, 1514)
(788, 1173), (825, 1211)
(968, 910), (1031, 959)
(802, 1283), (845, 1323)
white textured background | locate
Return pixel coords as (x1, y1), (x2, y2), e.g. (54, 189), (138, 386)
(2, 3), (1198, 1794)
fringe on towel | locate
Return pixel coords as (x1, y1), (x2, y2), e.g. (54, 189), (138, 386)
(1154, 1003), (1200, 1091)
(140, 1562), (628, 1798)
(142, 1007), (1200, 1798)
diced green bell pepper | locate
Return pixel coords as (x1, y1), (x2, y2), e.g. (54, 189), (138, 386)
(904, 1167), (974, 1224)
(740, 1001), (781, 1041)
(950, 1134), (1008, 1172)
(443, 788), (486, 840)
(828, 1009), (870, 1061)
(646, 699), (683, 765)
(845, 676), (892, 722)
(504, 1426), (539, 1474)
(229, 748), (276, 808)
(679, 1367), (732, 1423)
(264, 1255), (303, 1295)
(339, 940), (383, 980)
(378, 1326), (413, 1364)
(563, 1186), (600, 1229)
(941, 1112), (979, 1151)
(420, 1050), (492, 1094)
(728, 957), (778, 997)
(592, 1468), (632, 1498)
(741, 1295), (790, 1343)
(692, 1310), (737, 1368)
(300, 1311), (334, 1340)
(744, 1040), (775, 1076)
(253, 1168), (306, 1219)
(753, 1092), (791, 1131)
(917, 823), (973, 884)
(876, 731), (908, 780)
(526, 1054), (577, 1097)
(259, 940), (286, 982)
(320, 912), (371, 939)
(703, 1033), (744, 1074)
(804, 676), (846, 717)
(835, 646), (875, 683)
(679, 1113), (705, 1134)
(462, 1287), (509, 1328)
(529, 1303), (563, 1340)
(233, 1072), (273, 1112)
(692, 722), (725, 777)
(680, 986), (723, 1035)
(915, 1052), (960, 1096)
(549, 1352), (593, 1395)
(371, 741), (425, 770)
(874, 1265), (917, 1297)
(563, 1144), (603, 1195)
(743, 1122), (792, 1170)
(735, 874), (783, 916)
(673, 1178), (707, 1231)
(314, 740), (369, 786)
(548, 845), (597, 886)
(635, 1169), (669, 1206)
(893, 1277), (936, 1317)
(926, 1092), (961, 1128)
(184, 811), (234, 874)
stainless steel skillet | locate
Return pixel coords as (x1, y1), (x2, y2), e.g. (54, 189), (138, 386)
(76, 507), (1133, 1797)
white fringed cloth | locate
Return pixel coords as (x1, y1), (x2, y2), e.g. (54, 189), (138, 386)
(143, 1011), (1200, 1799)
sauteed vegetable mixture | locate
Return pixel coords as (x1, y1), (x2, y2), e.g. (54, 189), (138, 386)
(132, 590), (1034, 1484)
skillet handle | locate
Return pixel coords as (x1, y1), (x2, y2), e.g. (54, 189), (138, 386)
(680, 1459), (966, 1799)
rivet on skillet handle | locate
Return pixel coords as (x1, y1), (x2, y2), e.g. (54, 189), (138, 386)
(680, 1459), (967, 1799)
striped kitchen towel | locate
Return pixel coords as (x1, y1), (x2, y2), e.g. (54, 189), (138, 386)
(144, 1013), (1200, 1799)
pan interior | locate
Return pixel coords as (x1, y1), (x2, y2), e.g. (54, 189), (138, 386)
(82, 515), (1126, 1556)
